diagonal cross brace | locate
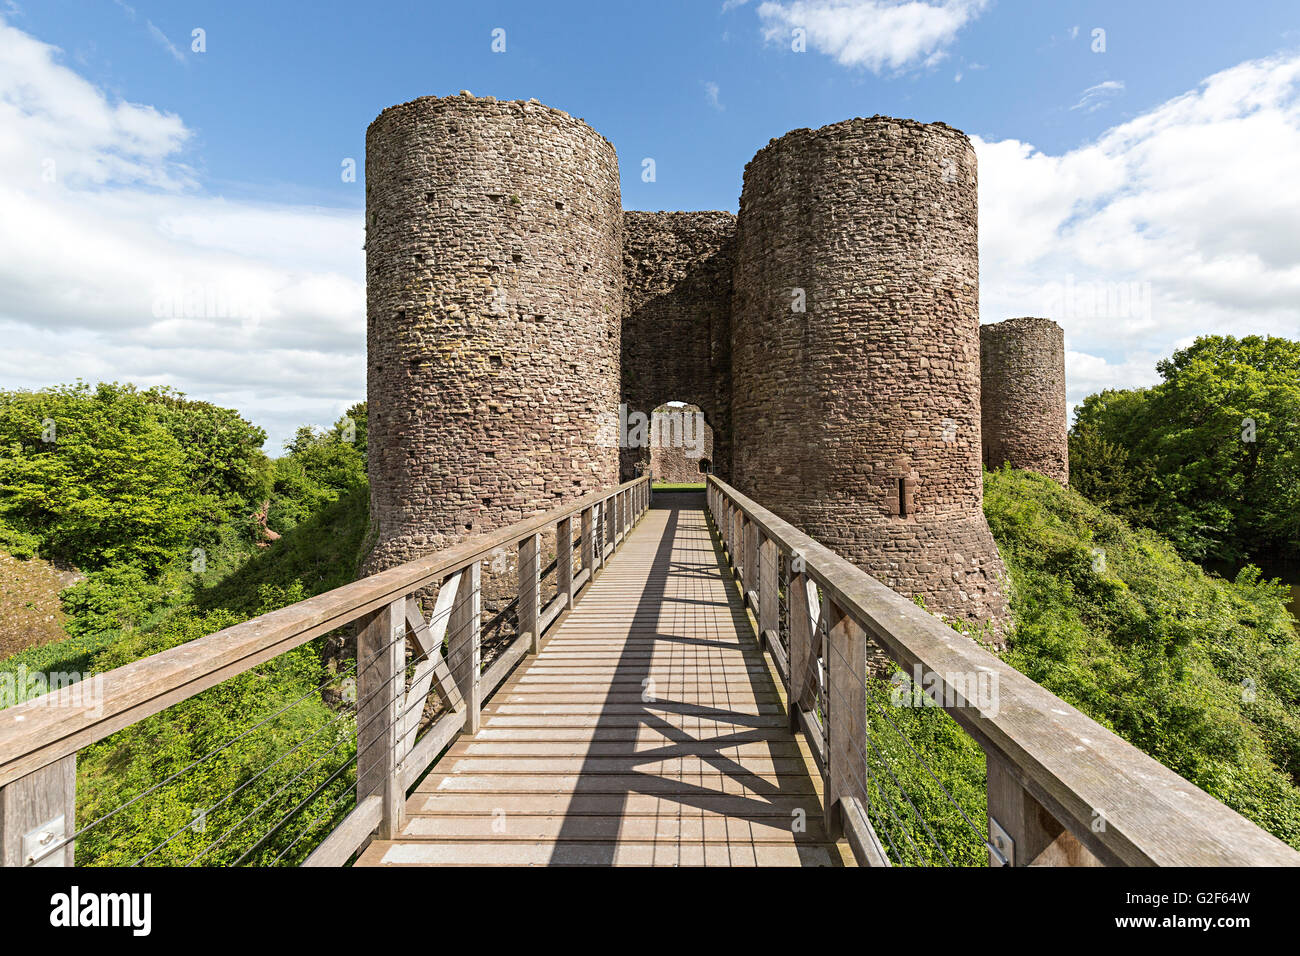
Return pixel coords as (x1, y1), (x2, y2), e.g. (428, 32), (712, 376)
(401, 571), (466, 758)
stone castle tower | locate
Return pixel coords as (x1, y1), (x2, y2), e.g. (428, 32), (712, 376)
(363, 93), (1069, 627)
(980, 316), (1069, 484)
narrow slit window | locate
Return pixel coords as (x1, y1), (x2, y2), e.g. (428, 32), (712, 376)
(898, 477), (908, 517)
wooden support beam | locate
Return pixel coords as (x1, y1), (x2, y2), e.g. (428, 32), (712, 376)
(606, 495), (617, 554)
(743, 518), (759, 605)
(825, 599), (866, 841)
(400, 579), (464, 757)
(356, 596), (405, 839)
(787, 572), (818, 733)
(519, 532), (541, 655)
(556, 516), (573, 610)
(0, 754), (75, 866)
(986, 749), (1101, 866)
(580, 506), (594, 576)
(449, 562), (482, 735)
(758, 534), (778, 647)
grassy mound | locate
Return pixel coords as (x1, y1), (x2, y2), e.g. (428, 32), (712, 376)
(985, 466), (1300, 846)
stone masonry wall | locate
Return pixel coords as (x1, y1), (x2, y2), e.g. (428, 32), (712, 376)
(980, 317), (1069, 484)
(621, 211), (734, 480)
(363, 93), (622, 583)
(730, 116), (1008, 626)
(648, 409), (714, 482)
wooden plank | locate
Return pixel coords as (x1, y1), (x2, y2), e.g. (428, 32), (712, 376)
(357, 496), (836, 868)
(449, 562), (482, 736)
(556, 516), (573, 609)
(356, 597), (405, 840)
(479, 632), (535, 703)
(580, 507), (594, 576)
(540, 593), (565, 634)
(840, 795), (892, 867)
(0, 754), (75, 866)
(786, 572), (818, 734)
(825, 600), (865, 841)
(759, 534), (778, 646)
(519, 532), (541, 655)
(400, 709), (466, 791)
(302, 794), (382, 868)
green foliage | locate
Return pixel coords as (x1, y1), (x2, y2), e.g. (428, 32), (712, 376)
(141, 386), (272, 528)
(1070, 335), (1300, 565)
(865, 672), (989, 866)
(60, 565), (172, 638)
(268, 410), (367, 534)
(0, 385), (372, 866)
(985, 466), (1300, 847)
(76, 607), (354, 867)
(0, 383), (203, 572)
(194, 488), (369, 617)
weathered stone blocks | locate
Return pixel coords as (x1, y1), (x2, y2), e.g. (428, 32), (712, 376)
(729, 116), (1008, 625)
(980, 317), (1069, 485)
(363, 94), (621, 578)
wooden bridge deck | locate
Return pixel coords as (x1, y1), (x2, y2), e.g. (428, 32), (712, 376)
(357, 494), (847, 866)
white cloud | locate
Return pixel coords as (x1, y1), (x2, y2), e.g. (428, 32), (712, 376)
(755, 0), (989, 73)
(1070, 79), (1124, 113)
(704, 81), (723, 110)
(978, 54), (1300, 411)
(0, 19), (363, 452)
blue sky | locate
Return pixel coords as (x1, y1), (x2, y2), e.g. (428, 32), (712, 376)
(2, 0), (1299, 449)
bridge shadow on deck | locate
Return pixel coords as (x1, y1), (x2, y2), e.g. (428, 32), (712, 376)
(545, 494), (839, 865)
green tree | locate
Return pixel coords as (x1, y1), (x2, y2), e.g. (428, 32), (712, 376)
(142, 386), (272, 524)
(1070, 335), (1300, 565)
(0, 383), (203, 571)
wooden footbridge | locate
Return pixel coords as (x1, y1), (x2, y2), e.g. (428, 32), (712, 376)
(1, 476), (1297, 867)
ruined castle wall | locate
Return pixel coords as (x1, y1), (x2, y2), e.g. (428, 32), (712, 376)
(648, 409), (714, 482)
(621, 211), (734, 480)
(730, 116), (1008, 625)
(363, 93), (622, 578)
(980, 317), (1069, 484)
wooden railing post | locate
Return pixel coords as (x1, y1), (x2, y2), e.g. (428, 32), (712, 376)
(449, 562), (482, 734)
(0, 755), (76, 866)
(557, 516), (573, 609)
(825, 600), (866, 841)
(985, 750), (1100, 866)
(357, 596), (406, 839)
(593, 502), (604, 570)
(786, 571), (818, 734)
(743, 517), (759, 602)
(605, 495), (616, 555)
(581, 506), (595, 576)
(519, 532), (541, 655)
(758, 534), (778, 646)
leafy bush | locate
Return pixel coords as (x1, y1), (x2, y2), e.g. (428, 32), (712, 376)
(60, 566), (173, 638)
(1070, 335), (1300, 565)
(0, 383), (203, 571)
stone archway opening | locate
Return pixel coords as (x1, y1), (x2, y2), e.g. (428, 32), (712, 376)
(642, 401), (713, 487)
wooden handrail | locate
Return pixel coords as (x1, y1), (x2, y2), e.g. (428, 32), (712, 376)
(0, 475), (651, 791)
(707, 475), (1300, 867)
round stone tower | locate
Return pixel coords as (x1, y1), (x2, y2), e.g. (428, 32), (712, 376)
(730, 116), (1007, 625)
(980, 316), (1069, 485)
(363, 93), (622, 576)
